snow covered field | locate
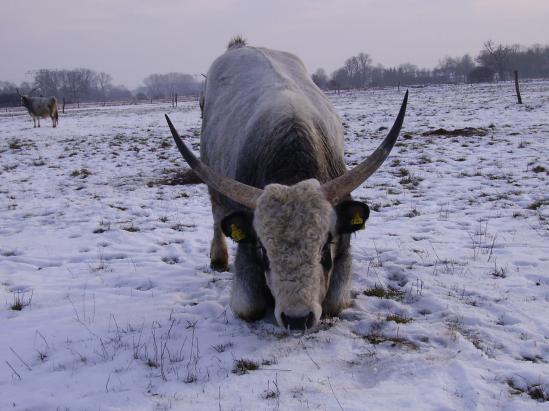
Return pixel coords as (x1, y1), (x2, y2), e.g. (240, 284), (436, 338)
(1, 81), (548, 410)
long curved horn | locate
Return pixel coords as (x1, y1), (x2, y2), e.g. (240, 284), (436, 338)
(165, 115), (263, 209)
(16, 88), (22, 96)
(321, 90), (408, 204)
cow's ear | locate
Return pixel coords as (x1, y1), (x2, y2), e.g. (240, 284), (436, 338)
(221, 211), (255, 243)
(336, 201), (370, 233)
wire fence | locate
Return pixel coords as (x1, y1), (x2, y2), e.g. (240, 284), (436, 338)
(1, 94), (200, 116)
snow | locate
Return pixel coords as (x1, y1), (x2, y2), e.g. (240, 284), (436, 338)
(1, 81), (548, 410)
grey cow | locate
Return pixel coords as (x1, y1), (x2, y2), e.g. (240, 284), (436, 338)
(18, 89), (59, 128)
(166, 40), (407, 330)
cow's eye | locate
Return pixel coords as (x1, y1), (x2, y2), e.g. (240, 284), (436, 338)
(321, 234), (333, 271)
(258, 243), (270, 271)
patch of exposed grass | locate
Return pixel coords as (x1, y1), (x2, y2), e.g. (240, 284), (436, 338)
(8, 139), (24, 149)
(399, 174), (423, 187)
(527, 200), (548, 210)
(422, 127), (488, 137)
(365, 331), (418, 350)
(232, 358), (259, 375)
(93, 220), (111, 234)
(532, 165), (547, 173)
(70, 168), (91, 179)
(211, 342), (233, 353)
(405, 208), (420, 218)
(161, 256), (179, 265)
(184, 373), (197, 383)
(146, 358), (158, 368)
(418, 154), (432, 164)
(1, 248), (20, 257)
(11, 290), (33, 311)
(490, 264), (507, 278)
(507, 379), (548, 402)
(122, 223), (140, 232)
(261, 357), (277, 366)
(171, 223), (195, 231)
(148, 169), (202, 187)
(398, 167), (410, 177)
(363, 284), (405, 301)
(386, 314), (413, 324)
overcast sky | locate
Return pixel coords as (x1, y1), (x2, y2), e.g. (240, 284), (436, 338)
(2, 0), (548, 88)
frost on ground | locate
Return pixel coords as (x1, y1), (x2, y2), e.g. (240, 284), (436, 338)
(1, 82), (548, 410)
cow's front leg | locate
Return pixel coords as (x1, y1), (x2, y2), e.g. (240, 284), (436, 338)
(231, 243), (272, 321)
(37, 117), (40, 127)
(323, 236), (353, 316)
(32, 116), (36, 128)
(210, 223), (228, 271)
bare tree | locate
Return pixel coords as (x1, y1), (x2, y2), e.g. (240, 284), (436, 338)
(476, 41), (513, 80)
(312, 68), (329, 89)
(142, 72), (201, 99)
(96, 72), (113, 103)
(355, 52), (372, 87)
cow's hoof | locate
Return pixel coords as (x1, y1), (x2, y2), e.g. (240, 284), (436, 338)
(322, 298), (351, 318)
(210, 260), (229, 272)
(232, 306), (266, 322)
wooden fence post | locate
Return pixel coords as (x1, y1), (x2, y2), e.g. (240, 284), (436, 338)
(514, 70), (522, 104)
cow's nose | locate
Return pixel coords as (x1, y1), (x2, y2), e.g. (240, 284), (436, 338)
(281, 311), (315, 330)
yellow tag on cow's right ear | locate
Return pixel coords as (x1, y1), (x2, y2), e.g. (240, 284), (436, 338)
(350, 212), (365, 229)
(230, 223), (246, 242)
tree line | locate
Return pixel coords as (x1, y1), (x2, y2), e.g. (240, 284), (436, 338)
(0, 69), (203, 108)
(2, 41), (548, 107)
(312, 41), (549, 90)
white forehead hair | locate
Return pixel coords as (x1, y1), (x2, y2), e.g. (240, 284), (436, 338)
(253, 179), (335, 268)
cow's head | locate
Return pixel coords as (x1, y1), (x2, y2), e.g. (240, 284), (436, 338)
(220, 180), (370, 329)
(165, 91), (407, 330)
(16, 89), (29, 108)
(16, 88), (37, 109)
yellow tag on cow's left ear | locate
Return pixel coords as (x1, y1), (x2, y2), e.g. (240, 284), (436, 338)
(350, 212), (365, 229)
(230, 223), (246, 242)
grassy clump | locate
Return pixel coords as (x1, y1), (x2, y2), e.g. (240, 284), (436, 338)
(363, 284), (405, 301)
(122, 223), (140, 232)
(527, 200), (548, 210)
(11, 291), (33, 311)
(70, 168), (91, 178)
(386, 314), (413, 324)
(365, 332), (418, 350)
(398, 167), (410, 177)
(232, 359), (259, 375)
(8, 139), (23, 149)
(507, 379), (548, 402)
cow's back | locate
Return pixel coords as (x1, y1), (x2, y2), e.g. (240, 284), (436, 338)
(201, 46), (345, 185)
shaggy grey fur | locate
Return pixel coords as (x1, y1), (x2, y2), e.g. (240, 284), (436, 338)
(200, 44), (353, 327)
(21, 95), (59, 128)
(254, 180), (346, 326)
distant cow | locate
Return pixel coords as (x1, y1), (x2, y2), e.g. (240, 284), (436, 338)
(166, 40), (407, 330)
(17, 89), (59, 128)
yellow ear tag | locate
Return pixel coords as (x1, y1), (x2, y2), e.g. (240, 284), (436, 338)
(350, 212), (365, 229)
(230, 223), (246, 241)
